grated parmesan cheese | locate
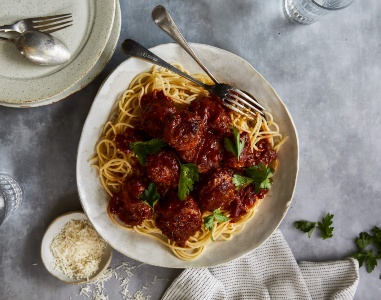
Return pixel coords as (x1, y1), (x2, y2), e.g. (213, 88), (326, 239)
(50, 219), (108, 280)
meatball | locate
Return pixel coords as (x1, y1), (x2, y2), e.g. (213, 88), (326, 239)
(155, 192), (202, 247)
(197, 167), (235, 212)
(228, 185), (268, 223)
(140, 91), (176, 138)
(179, 131), (224, 173)
(189, 96), (230, 137)
(109, 177), (152, 226)
(115, 128), (147, 154)
(146, 149), (180, 188)
(223, 132), (256, 169)
(164, 110), (204, 151)
(252, 139), (277, 165)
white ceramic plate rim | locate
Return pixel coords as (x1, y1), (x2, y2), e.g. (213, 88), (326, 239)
(0, 0), (115, 105)
(2, 0), (121, 108)
(77, 43), (299, 268)
(40, 211), (112, 284)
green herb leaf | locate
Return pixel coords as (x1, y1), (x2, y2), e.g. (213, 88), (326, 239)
(138, 182), (160, 210)
(371, 226), (381, 251)
(355, 232), (373, 250)
(178, 163), (199, 201)
(351, 252), (367, 268)
(317, 213), (334, 240)
(294, 220), (317, 238)
(232, 174), (254, 189)
(129, 138), (167, 166)
(236, 163), (274, 193)
(203, 209), (230, 241)
(224, 127), (245, 161)
(365, 250), (378, 273)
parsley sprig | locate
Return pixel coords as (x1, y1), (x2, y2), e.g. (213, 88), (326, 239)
(224, 127), (245, 161)
(138, 182), (160, 210)
(178, 163), (199, 201)
(203, 209), (230, 241)
(129, 138), (167, 165)
(351, 226), (381, 273)
(232, 163), (274, 193)
(294, 213), (334, 239)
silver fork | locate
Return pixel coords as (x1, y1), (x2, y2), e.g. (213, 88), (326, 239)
(151, 5), (265, 118)
(122, 39), (264, 117)
(0, 13), (73, 34)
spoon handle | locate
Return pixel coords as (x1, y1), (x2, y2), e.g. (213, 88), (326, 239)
(152, 5), (219, 84)
(121, 39), (209, 89)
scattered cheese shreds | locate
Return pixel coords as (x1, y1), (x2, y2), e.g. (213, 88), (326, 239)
(50, 219), (108, 280)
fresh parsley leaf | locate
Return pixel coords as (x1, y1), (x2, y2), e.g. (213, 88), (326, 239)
(371, 226), (381, 251)
(355, 232), (373, 250)
(129, 138), (167, 165)
(365, 250), (378, 273)
(203, 209), (230, 241)
(351, 252), (367, 268)
(178, 163), (199, 201)
(294, 220), (317, 238)
(317, 213), (334, 240)
(232, 174), (254, 189)
(224, 127), (245, 161)
(138, 182), (160, 210)
(234, 163), (274, 192)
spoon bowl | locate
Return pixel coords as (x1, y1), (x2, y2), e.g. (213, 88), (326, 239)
(0, 30), (70, 66)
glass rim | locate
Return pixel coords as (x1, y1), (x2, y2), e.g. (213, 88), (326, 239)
(312, 0), (354, 11)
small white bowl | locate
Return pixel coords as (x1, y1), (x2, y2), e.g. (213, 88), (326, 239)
(41, 211), (112, 284)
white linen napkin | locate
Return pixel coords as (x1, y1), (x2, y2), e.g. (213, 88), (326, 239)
(162, 230), (359, 300)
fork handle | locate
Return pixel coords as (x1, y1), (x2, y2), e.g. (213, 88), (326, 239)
(152, 5), (219, 84)
(121, 39), (209, 90)
(0, 25), (14, 32)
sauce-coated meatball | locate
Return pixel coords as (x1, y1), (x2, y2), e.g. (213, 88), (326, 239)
(197, 167), (235, 212)
(154, 192), (202, 247)
(164, 110), (204, 151)
(146, 149), (180, 188)
(109, 177), (152, 226)
(189, 96), (230, 137)
(179, 131), (224, 173)
(140, 91), (176, 138)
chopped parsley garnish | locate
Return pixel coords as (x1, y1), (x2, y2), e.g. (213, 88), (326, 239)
(138, 182), (160, 210)
(232, 163), (274, 193)
(224, 126), (245, 161)
(294, 220), (317, 238)
(317, 213), (334, 240)
(351, 226), (381, 274)
(203, 209), (230, 241)
(294, 213), (334, 239)
(178, 163), (199, 201)
(129, 138), (167, 165)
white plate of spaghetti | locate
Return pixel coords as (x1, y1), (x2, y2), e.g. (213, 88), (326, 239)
(77, 43), (298, 268)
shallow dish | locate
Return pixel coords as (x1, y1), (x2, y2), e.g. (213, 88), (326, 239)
(76, 43), (299, 268)
(0, 0), (115, 106)
(41, 211), (112, 284)
(8, 0), (121, 108)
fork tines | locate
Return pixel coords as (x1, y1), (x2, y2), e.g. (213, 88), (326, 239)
(30, 13), (73, 34)
(225, 88), (266, 118)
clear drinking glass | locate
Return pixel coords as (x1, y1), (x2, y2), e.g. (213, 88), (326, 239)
(284, 0), (354, 25)
(0, 173), (23, 226)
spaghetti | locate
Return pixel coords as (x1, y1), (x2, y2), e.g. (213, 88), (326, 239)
(93, 64), (284, 260)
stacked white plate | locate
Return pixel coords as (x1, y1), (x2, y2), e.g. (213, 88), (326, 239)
(0, 0), (121, 107)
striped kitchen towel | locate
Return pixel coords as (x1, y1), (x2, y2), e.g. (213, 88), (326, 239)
(162, 230), (359, 300)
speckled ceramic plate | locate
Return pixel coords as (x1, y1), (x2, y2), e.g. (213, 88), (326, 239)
(0, 0), (115, 106)
(6, 0), (121, 108)
(77, 43), (299, 268)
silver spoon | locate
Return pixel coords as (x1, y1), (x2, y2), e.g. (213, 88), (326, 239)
(151, 5), (265, 114)
(0, 30), (70, 66)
